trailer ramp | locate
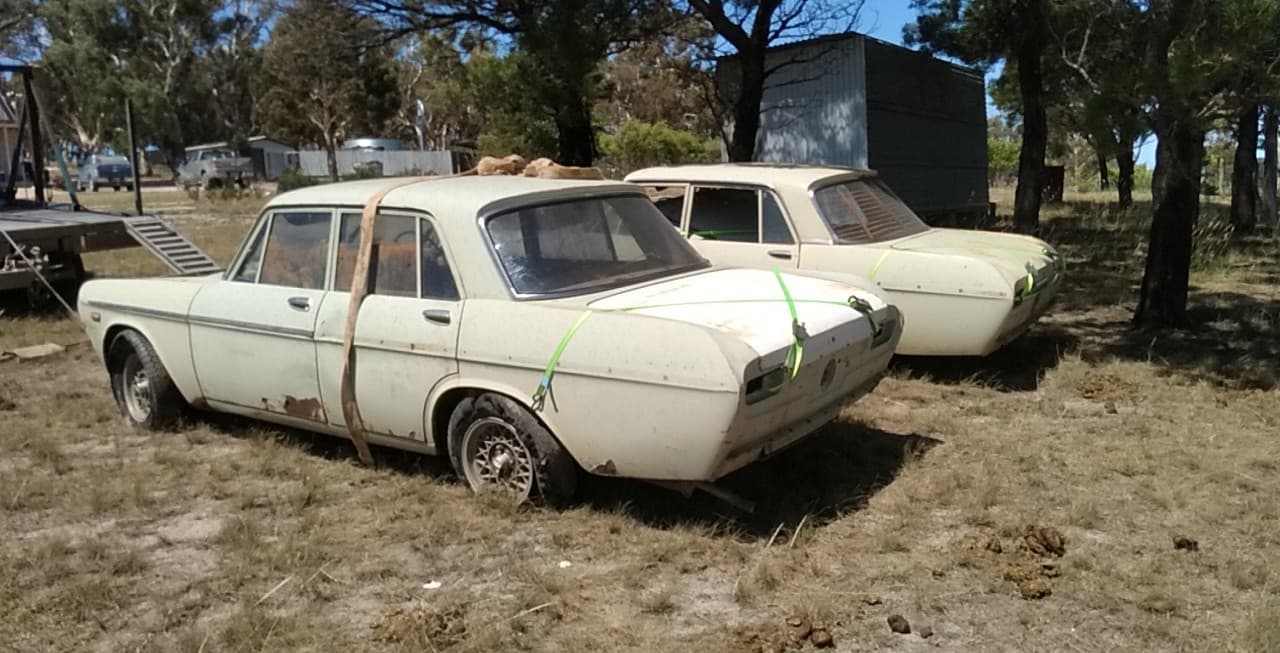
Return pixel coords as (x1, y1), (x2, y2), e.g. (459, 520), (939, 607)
(123, 216), (221, 275)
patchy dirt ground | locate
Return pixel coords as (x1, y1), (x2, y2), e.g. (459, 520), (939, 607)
(1, 190), (1278, 652)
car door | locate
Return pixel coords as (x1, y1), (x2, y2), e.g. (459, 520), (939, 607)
(682, 185), (800, 269)
(313, 211), (461, 444)
(188, 209), (334, 423)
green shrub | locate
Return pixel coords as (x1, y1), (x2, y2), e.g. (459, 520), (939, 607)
(598, 121), (720, 176)
(277, 167), (317, 192)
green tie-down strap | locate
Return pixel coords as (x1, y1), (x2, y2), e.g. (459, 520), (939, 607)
(771, 268), (806, 379)
(531, 310), (594, 412)
(529, 278), (886, 411)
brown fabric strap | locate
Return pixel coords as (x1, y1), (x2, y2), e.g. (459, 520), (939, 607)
(338, 176), (439, 464)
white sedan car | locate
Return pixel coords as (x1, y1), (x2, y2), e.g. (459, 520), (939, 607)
(627, 164), (1064, 356)
(79, 176), (901, 503)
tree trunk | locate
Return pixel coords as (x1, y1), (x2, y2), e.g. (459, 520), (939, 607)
(554, 99), (597, 167)
(1135, 117), (1203, 328)
(1263, 104), (1278, 227)
(325, 136), (339, 183)
(1116, 144), (1135, 209)
(1229, 103), (1259, 235)
(1012, 0), (1048, 233)
(726, 48), (766, 162)
(1096, 147), (1110, 189)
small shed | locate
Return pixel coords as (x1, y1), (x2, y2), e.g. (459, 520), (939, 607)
(0, 94), (18, 184)
(247, 136), (296, 180)
(717, 32), (990, 221)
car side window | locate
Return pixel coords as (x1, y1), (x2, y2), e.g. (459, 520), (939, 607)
(259, 211), (332, 289)
(762, 192), (794, 245)
(420, 219), (460, 300)
(232, 217), (269, 283)
(689, 187), (758, 242)
(641, 185), (688, 228)
(334, 213), (418, 297)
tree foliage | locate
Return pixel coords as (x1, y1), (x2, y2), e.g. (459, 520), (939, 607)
(257, 0), (398, 181)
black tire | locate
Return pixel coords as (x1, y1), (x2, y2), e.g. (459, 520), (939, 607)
(112, 185), (120, 191)
(91, 183), (100, 192)
(447, 392), (578, 506)
(107, 330), (184, 430)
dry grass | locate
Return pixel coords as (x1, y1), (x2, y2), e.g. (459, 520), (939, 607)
(2, 188), (1279, 651)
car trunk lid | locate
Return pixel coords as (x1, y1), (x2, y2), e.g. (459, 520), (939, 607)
(889, 228), (1058, 286)
(587, 268), (887, 361)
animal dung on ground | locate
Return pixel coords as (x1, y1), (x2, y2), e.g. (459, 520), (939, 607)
(1173, 535), (1199, 551)
(785, 615), (811, 642)
(1023, 524), (1066, 557)
(1017, 578), (1053, 600)
(918, 624), (935, 639)
(887, 614), (911, 634)
(810, 627), (835, 648)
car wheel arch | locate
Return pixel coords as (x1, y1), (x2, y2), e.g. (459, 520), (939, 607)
(102, 322), (202, 405)
(426, 380), (581, 466)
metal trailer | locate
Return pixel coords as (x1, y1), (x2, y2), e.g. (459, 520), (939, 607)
(716, 33), (990, 222)
(1, 64), (219, 303)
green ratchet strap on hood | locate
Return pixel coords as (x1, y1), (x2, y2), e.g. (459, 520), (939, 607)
(771, 268), (806, 379)
(528, 271), (889, 412)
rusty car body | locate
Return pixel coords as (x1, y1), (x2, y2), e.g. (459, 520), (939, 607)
(78, 176), (901, 503)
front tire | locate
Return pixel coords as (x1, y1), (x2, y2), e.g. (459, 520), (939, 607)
(447, 393), (578, 506)
(108, 330), (184, 430)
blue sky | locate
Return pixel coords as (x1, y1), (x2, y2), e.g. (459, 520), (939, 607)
(859, 0), (1156, 167)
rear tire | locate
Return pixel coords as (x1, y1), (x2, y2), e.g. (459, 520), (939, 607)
(107, 330), (184, 430)
(447, 393), (578, 506)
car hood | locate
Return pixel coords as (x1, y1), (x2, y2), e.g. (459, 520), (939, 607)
(587, 268), (887, 358)
(889, 228), (1059, 286)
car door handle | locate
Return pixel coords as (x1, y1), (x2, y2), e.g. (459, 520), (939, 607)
(422, 308), (451, 325)
(767, 249), (793, 260)
(287, 296), (311, 311)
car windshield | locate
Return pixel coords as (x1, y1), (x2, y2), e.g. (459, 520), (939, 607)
(485, 194), (707, 296)
(812, 178), (929, 244)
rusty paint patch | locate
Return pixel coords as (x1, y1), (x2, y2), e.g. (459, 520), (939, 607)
(283, 395), (326, 422)
(592, 460), (617, 475)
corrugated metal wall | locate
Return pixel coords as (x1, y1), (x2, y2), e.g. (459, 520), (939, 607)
(863, 39), (989, 216)
(717, 33), (989, 218)
(754, 35), (868, 168)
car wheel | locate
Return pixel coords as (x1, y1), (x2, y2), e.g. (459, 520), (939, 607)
(447, 392), (578, 506)
(112, 185), (120, 191)
(107, 330), (184, 430)
(92, 183), (99, 192)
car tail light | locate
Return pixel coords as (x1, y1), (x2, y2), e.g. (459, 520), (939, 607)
(745, 365), (788, 405)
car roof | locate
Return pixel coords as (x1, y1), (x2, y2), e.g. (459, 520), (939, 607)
(264, 175), (642, 219)
(625, 163), (878, 189)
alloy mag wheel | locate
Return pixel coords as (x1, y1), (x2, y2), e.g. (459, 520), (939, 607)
(460, 416), (536, 502)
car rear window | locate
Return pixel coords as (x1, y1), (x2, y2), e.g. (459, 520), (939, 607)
(812, 179), (929, 244)
(485, 194), (706, 296)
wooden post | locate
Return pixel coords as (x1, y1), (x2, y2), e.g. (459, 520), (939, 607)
(126, 99), (144, 216)
(21, 70), (45, 205)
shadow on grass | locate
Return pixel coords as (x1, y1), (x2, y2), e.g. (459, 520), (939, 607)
(890, 327), (1078, 392)
(183, 409), (940, 539)
(579, 422), (942, 538)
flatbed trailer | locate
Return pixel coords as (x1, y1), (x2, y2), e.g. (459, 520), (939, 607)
(1, 63), (220, 302)
(0, 202), (138, 292)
